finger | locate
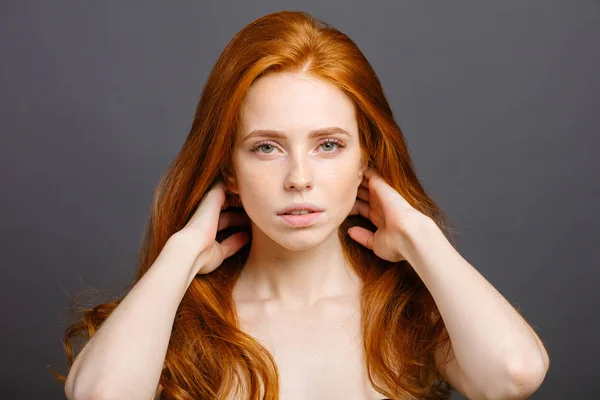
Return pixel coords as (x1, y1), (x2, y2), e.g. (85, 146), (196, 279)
(353, 198), (376, 225)
(348, 197), (362, 216)
(218, 231), (251, 260)
(217, 209), (251, 232)
(364, 167), (377, 179)
(357, 186), (369, 202)
(362, 170), (413, 210)
(360, 175), (369, 188)
(186, 182), (227, 228)
(221, 194), (243, 211)
(347, 226), (374, 251)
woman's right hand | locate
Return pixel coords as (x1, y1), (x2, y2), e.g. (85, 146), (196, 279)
(171, 181), (251, 275)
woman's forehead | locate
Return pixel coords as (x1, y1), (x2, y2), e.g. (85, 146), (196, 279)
(238, 73), (357, 138)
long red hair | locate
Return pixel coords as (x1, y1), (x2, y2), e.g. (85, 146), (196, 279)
(50, 10), (457, 399)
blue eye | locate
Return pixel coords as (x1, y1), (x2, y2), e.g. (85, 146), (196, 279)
(254, 143), (276, 153)
(320, 140), (342, 152)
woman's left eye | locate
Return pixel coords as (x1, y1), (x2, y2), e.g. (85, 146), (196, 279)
(319, 139), (345, 152)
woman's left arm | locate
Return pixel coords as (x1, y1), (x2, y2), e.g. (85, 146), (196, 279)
(348, 168), (549, 399)
(403, 219), (549, 399)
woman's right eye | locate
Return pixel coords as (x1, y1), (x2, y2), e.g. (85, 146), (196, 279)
(251, 143), (277, 153)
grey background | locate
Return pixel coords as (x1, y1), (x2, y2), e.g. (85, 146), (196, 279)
(1, 1), (598, 399)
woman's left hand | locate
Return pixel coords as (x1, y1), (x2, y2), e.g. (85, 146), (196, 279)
(347, 168), (435, 262)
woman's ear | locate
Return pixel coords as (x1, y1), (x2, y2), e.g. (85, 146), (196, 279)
(359, 152), (369, 178)
(223, 173), (239, 195)
(358, 161), (368, 181)
(356, 168), (365, 188)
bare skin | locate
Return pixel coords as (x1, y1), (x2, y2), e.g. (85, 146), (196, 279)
(231, 272), (390, 400)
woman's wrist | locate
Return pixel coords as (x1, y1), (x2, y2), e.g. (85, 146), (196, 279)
(160, 234), (206, 283)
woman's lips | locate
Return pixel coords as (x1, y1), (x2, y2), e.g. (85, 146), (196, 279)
(277, 211), (322, 227)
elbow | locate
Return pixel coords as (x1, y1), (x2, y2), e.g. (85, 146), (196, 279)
(489, 355), (549, 399)
(509, 362), (549, 399)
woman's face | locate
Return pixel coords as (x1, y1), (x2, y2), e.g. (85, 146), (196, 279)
(229, 71), (366, 250)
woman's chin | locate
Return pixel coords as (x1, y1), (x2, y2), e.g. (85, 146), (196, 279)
(267, 228), (342, 251)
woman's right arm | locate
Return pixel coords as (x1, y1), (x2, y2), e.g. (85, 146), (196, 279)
(64, 236), (200, 400)
(63, 181), (249, 400)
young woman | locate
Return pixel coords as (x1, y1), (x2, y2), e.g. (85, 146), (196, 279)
(53, 10), (549, 400)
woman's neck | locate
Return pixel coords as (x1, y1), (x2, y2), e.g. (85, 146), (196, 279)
(233, 230), (361, 310)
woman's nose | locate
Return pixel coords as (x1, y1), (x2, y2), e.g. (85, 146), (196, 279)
(284, 154), (314, 191)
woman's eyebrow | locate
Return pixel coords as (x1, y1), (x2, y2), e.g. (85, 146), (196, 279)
(243, 127), (351, 141)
